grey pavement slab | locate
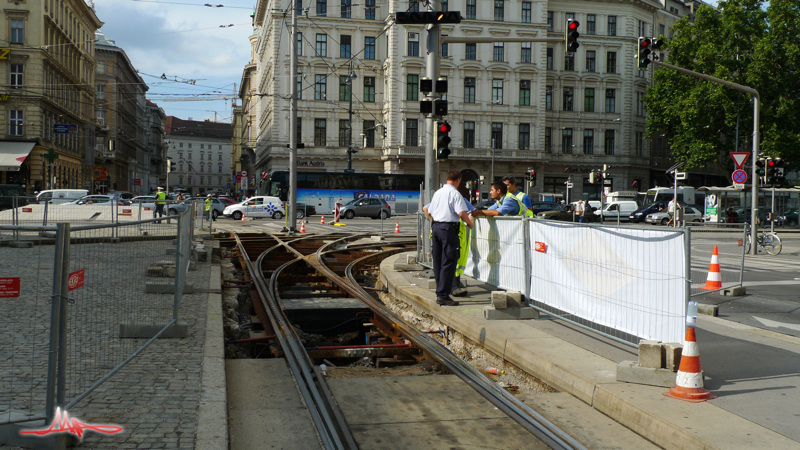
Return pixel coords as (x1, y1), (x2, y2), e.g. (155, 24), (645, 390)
(328, 375), (548, 450)
(226, 359), (320, 450)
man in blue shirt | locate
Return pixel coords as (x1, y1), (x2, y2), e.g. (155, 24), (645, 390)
(471, 182), (521, 217)
(502, 175), (531, 210)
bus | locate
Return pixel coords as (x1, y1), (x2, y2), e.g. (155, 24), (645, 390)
(262, 171), (424, 215)
(642, 186), (697, 206)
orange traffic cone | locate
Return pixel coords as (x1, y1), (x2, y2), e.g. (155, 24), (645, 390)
(300, 221), (306, 233)
(241, 211), (246, 222)
(663, 326), (715, 402)
(700, 246), (723, 290)
(320, 215), (325, 225)
(394, 221), (401, 233)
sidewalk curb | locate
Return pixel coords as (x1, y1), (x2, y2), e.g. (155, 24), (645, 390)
(195, 249), (228, 449)
(381, 252), (797, 450)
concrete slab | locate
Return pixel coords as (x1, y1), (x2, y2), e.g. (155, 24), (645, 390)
(118, 322), (188, 338)
(616, 361), (677, 388)
(327, 375), (548, 449)
(281, 297), (371, 311)
(484, 305), (540, 320)
(226, 359), (320, 450)
(144, 282), (194, 294)
(8, 241), (33, 248)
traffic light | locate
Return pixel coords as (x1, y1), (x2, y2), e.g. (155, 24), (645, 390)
(589, 171), (596, 184)
(755, 158), (766, 185)
(395, 11), (462, 24)
(169, 160), (176, 172)
(766, 158), (776, 185)
(436, 121), (451, 160)
(529, 169), (537, 187)
(434, 100), (447, 116)
(775, 159), (786, 185)
(638, 37), (652, 69)
(565, 19), (580, 54)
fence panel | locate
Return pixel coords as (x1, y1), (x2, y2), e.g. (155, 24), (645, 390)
(528, 220), (687, 344)
(464, 217), (528, 296)
(686, 223), (746, 296)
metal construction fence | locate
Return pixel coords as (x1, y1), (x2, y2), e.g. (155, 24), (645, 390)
(0, 209), (193, 450)
(416, 215), (748, 346)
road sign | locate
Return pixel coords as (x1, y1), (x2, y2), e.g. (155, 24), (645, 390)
(240, 170), (247, 177)
(54, 124), (78, 134)
(566, 183), (574, 188)
(731, 152), (750, 169)
(732, 170), (748, 184)
(133, 179), (142, 186)
(68, 269), (84, 291)
(0, 277), (20, 298)
(675, 172), (687, 180)
(733, 183), (745, 190)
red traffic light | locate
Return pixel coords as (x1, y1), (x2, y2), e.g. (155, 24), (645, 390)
(439, 123), (451, 133)
(767, 160), (776, 167)
(530, 171), (536, 176)
(568, 20), (580, 30)
(640, 38), (651, 48)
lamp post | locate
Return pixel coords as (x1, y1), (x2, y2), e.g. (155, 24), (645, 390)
(346, 62), (357, 172)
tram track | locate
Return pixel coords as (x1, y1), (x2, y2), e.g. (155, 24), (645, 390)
(231, 231), (587, 450)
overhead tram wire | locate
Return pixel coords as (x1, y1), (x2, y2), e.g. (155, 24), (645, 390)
(130, 0), (253, 8)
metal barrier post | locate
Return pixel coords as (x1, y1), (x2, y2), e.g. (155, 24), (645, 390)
(174, 213), (183, 323)
(45, 223), (69, 423)
(740, 224), (747, 285)
(684, 225), (692, 337)
(522, 218), (531, 306)
(43, 201), (48, 226)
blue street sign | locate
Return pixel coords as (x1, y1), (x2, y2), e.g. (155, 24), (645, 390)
(54, 124), (78, 134)
(226, 183), (231, 189)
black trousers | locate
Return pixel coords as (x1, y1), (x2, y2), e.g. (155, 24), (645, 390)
(431, 222), (460, 299)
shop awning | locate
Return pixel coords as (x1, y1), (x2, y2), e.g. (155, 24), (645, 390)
(0, 141), (36, 172)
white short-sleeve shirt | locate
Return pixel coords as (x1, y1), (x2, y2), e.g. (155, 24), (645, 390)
(428, 184), (466, 222)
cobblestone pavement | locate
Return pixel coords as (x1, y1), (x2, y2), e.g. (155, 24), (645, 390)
(0, 237), (210, 450)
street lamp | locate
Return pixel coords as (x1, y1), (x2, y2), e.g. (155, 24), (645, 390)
(346, 63), (358, 172)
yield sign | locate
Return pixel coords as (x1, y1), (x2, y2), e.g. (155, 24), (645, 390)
(731, 152), (750, 169)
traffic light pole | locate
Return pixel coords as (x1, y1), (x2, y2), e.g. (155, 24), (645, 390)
(286, 2), (299, 233)
(423, 0), (441, 205)
(653, 61), (760, 254)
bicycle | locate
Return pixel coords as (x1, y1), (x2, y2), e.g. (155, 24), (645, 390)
(745, 226), (782, 255)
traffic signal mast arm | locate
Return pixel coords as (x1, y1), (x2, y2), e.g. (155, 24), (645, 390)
(440, 37), (563, 44)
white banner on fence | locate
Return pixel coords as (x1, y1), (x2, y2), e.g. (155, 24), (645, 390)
(464, 218), (528, 296)
(529, 221), (686, 343)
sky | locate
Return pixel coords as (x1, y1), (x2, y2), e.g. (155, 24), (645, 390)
(94, 0), (258, 123)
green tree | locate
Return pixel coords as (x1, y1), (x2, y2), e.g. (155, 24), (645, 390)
(644, 0), (800, 174)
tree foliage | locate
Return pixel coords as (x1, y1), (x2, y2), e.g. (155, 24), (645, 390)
(645, 0), (799, 173)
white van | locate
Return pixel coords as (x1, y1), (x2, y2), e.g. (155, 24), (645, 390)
(36, 189), (89, 205)
(222, 196), (285, 220)
(594, 201), (638, 221)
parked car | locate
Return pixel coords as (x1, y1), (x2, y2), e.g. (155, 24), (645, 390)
(629, 202), (668, 223)
(537, 205), (581, 222)
(780, 209), (798, 228)
(645, 205), (704, 225)
(0, 184), (30, 210)
(35, 189), (88, 205)
(594, 201), (638, 222)
(338, 198), (391, 219)
(107, 191), (135, 200)
(63, 195), (129, 206)
(476, 199), (497, 210)
(294, 203), (316, 219)
(130, 196), (189, 216)
(223, 196), (285, 220)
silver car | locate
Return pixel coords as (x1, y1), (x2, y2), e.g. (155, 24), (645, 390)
(130, 196), (188, 215)
(645, 206), (703, 225)
(337, 198), (391, 219)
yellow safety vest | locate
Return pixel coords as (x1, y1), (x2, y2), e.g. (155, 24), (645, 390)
(495, 192), (531, 217)
(514, 191), (534, 218)
(156, 191), (166, 205)
(205, 198), (212, 211)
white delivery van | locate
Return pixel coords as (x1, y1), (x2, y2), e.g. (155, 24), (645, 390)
(36, 189), (89, 205)
(594, 201), (638, 222)
(222, 196), (285, 220)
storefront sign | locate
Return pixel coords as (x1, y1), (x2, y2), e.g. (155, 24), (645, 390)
(563, 168), (593, 173)
(298, 161), (325, 167)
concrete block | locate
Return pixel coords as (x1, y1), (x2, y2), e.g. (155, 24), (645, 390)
(484, 305), (540, 320)
(171, 239), (178, 245)
(491, 291), (507, 309)
(638, 340), (664, 369)
(189, 260), (197, 271)
(144, 282), (194, 294)
(427, 279), (437, 289)
(8, 241), (33, 248)
(146, 265), (166, 277)
(393, 261), (424, 271)
(663, 342), (683, 372)
(370, 235), (386, 242)
(119, 322), (188, 338)
(506, 290), (523, 308)
(406, 254), (417, 264)
(721, 286), (746, 296)
(616, 361), (677, 388)
(697, 303), (719, 316)
(166, 247), (177, 255)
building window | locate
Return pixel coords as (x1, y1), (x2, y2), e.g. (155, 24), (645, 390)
(608, 16), (617, 36)
(563, 87), (573, 111)
(586, 50), (596, 72)
(296, 0), (302, 15)
(406, 75), (419, 101)
(200, 177), (204, 185)
(315, 75), (327, 100)
(491, 123), (503, 149)
(638, 20), (648, 38)
(637, 91), (645, 116)
(408, 33), (419, 56)
(408, 0), (418, 12)
(317, 0), (327, 16)
(636, 131), (644, 157)
(465, 43), (476, 60)
(339, 119), (350, 147)
(442, 0), (448, 11)
(494, 0), (504, 21)
(565, 54), (574, 71)
(493, 42), (504, 62)
(519, 124), (530, 150)
(201, 144), (205, 150)
(10, 64), (23, 88)
(547, 11), (553, 31)
(546, 47), (553, 70)
(315, 33), (327, 56)
(297, 117), (303, 144)
(607, 51), (617, 73)
(11, 20), (24, 44)
(587, 14), (596, 35)
(200, 151), (204, 159)
(604, 130), (615, 155)
(365, 0), (375, 20)
(519, 80), (531, 106)
(659, 23), (666, 37)
(364, 37), (376, 59)
(9, 110), (23, 136)
(466, 0), (476, 19)
(96, 60), (106, 75)
(339, 75), (350, 101)
(562, 128), (573, 154)
(340, 35), (351, 58)
(441, 43), (448, 57)
(340, 0), (351, 18)
(219, 154), (223, 161)
(363, 77), (375, 102)
(566, 12), (575, 20)
(584, 88), (595, 112)
(314, 119), (326, 146)
(584, 129), (594, 154)
(179, 176), (184, 184)
(363, 120), (375, 147)
(491, 80), (504, 105)
(297, 75), (302, 99)
(464, 77), (476, 103)
(405, 119), (418, 146)
(545, 127), (552, 152)
(521, 42), (531, 63)
(463, 122), (475, 148)
(605, 89), (616, 113)
(545, 86), (553, 110)
(522, 2), (532, 23)
(297, 32), (303, 56)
